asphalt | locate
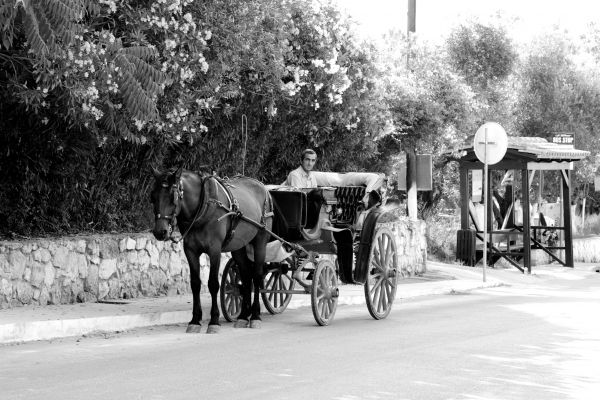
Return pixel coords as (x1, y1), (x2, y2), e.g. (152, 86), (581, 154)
(1, 261), (598, 345)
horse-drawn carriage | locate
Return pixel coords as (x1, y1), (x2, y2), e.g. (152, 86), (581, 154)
(219, 172), (401, 326)
(151, 168), (401, 332)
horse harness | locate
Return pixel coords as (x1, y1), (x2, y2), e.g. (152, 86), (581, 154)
(213, 177), (274, 247)
(161, 175), (274, 246)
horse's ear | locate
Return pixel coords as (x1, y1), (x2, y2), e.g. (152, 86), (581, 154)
(151, 166), (161, 179)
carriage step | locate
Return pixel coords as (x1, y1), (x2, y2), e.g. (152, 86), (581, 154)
(259, 289), (307, 295)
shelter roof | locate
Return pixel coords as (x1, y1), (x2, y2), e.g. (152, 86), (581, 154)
(457, 136), (590, 163)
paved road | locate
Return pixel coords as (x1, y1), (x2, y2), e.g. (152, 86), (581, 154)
(1, 273), (599, 400)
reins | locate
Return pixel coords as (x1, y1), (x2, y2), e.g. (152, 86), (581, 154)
(169, 175), (212, 244)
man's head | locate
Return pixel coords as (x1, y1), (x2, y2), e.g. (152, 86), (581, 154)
(300, 148), (317, 173)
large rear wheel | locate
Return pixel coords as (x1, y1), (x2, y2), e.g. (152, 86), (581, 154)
(220, 259), (243, 322)
(261, 260), (295, 314)
(310, 259), (338, 326)
(364, 227), (398, 320)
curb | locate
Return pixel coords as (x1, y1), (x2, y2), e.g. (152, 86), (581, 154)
(0, 279), (501, 345)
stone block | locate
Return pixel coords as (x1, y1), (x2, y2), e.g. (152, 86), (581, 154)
(148, 245), (159, 267)
(126, 237), (136, 250)
(138, 250), (150, 268)
(47, 242), (57, 255)
(24, 267), (31, 282)
(0, 254), (9, 274)
(16, 280), (33, 304)
(75, 240), (87, 253)
(44, 264), (56, 287)
(86, 240), (99, 256)
(119, 238), (128, 253)
(99, 239), (119, 259)
(108, 277), (120, 299)
(136, 237), (147, 250)
(33, 288), (40, 301)
(98, 281), (109, 299)
(1, 278), (12, 298)
(21, 243), (34, 253)
(53, 246), (69, 269)
(159, 251), (170, 271)
(149, 268), (167, 288)
(77, 291), (97, 303)
(9, 252), (27, 279)
(86, 264), (99, 294)
(99, 259), (117, 280)
(30, 262), (45, 288)
(139, 273), (155, 296)
(39, 286), (50, 305)
(126, 251), (138, 266)
(78, 256), (88, 279)
(170, 254), (182, 276)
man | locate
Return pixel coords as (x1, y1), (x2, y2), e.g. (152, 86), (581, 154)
(284, 148), (318, 188)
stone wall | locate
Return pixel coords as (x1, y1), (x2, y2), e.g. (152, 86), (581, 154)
(0, 235), (200, 309)
(0, 217), (427, 308)
(379, 219), (427, 277)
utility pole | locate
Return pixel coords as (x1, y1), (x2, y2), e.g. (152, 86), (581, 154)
(406, 0), (418, 220)
(408, 0), (416, 32)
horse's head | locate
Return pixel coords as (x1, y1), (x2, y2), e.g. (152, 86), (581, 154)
(150, 166), (184, 241)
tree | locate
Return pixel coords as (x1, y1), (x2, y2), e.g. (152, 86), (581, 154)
(378, 31), (482, 216)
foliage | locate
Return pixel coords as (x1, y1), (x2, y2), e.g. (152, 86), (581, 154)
(0, 0), (390, 237)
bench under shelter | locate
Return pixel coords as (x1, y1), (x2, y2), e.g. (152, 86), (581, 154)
(454, 136), (589, 273)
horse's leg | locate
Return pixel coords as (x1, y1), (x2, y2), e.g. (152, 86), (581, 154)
(231, 249), (251, 328)
(206, 251), (221, 334)
(249, 232), (269, 329)
(183, 245), (203, 333)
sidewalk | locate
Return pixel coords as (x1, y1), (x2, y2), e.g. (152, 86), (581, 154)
(1, 261), (594, 345)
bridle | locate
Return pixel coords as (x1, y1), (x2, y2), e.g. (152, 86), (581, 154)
(155, 175), (219, 243)
(155, 179), (184, 239)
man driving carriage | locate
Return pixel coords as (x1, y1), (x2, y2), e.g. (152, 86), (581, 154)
(284, 148), (318, 188)
(282, 148), (385, 208)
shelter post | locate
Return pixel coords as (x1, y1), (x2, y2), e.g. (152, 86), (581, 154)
(460, 166), (469, 230)
(562, 169), (574, 267)
(521, 168), (531, 274)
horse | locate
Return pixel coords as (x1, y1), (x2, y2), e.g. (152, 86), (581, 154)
(150, 167), (273, 333)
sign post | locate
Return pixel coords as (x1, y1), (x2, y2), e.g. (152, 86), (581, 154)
(473, 122), (508, 282)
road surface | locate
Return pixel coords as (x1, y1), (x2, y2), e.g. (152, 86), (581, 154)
(1, 272), (599, 400)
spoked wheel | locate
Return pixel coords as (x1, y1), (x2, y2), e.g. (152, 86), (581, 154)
(364, 227), (398, 320)
(261, 259), (295, 315)
(311, 259), (339, 326)
(220, 259), (243, 322)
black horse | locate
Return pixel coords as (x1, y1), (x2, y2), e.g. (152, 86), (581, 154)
(150, 167), (273, 333)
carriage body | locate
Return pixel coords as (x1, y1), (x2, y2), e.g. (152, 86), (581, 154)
(220, 178), (401, 326)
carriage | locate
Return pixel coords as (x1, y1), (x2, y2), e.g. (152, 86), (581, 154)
(219, 172), (401, 326)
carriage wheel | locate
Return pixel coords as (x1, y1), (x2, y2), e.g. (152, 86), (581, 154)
(364, 227), (398, 320)
(261, 260), (295, 315)
(220, 259), (243, 322)
(311, 259), (339, 326)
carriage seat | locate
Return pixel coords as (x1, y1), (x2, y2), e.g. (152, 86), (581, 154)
(312, 172), (385, 206)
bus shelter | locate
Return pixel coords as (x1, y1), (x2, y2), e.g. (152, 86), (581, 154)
(455, 137), (589, 273)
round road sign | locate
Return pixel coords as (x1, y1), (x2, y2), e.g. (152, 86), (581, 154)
(473, 122), (508, 165)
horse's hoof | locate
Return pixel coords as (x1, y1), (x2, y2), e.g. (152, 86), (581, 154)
(233, 319), (249, 328)
(186, 324), (202, 333)
(206, 325), (220, 334)
(249, 320), (262, 329)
